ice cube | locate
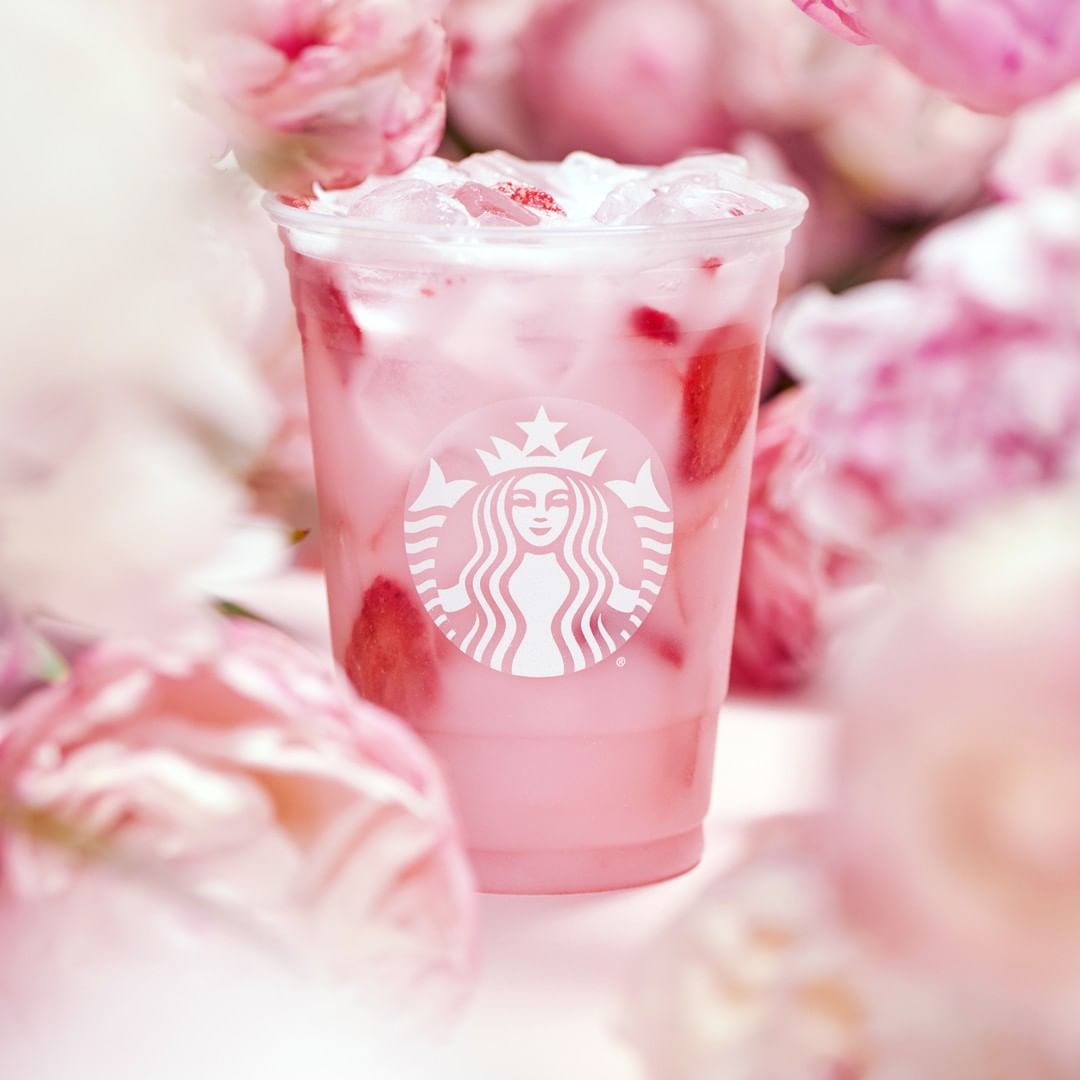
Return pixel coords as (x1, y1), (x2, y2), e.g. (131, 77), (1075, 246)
(348, 180), (472, 227)
(593, 179), (656, 225)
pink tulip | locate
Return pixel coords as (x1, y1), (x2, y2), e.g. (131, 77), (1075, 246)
(794, 0), (1080, 114)
(627, 843), (1073, 1079)
(0, 619), (474, 1009)
(825, 496), (1080, 1016)
(730, 391), (828, 692)
(190, 0), (451, 196)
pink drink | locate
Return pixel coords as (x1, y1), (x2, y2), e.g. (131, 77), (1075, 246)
(270, 152), (806, 894)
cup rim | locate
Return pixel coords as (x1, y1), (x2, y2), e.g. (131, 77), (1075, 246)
(262, 180), (809, 247)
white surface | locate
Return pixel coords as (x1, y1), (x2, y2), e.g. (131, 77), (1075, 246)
(445, 699), (829, 1078)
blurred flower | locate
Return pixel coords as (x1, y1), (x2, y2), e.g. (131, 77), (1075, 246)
(992, 84), (1080, 198)
(448, 0), (736, 164)
(795, 0), (869, 43)
(0, 608), (43, 713)
(0, 893), (464, 1080)
(731, 392), (827, 693)
(826, 495), (1080, 1015)
(1, 0), (274, 634)
(773, 191), (1080, 551)
(189, 0), (450, 197)
(627, 843), (1072, 1079)
(794, 0), (1080, 114)
(213, 169), (320, 557)
(0, 619), (474, 1009)
(814, 54), (1006, 218)
(446, 0), (868, 163)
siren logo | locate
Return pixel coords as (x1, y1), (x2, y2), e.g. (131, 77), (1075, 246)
(404, 398), (673, 678)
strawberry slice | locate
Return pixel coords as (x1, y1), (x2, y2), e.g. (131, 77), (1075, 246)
(344, 577), (438, 721)
(680, 328), (763, 483)
(494, 182), (566, 216)
(286, 251), (363, 385)
(631, 305), (680, 345)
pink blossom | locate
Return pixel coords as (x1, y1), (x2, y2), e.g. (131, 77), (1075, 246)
(627, 844), (1072, 1079)
(992, 85), (1080, 198)
(826, 496), (1080, 1013)
(446, 0), (861, 163)
(449, 0), (735, 164)
(1, 0), (274, 634)
(814, 53), (1007, 218)
(731, 392), (827, 692)
(795, 0), (870, 42)
(772, 191), (1080, 549)
(0, 619), (474, 1008)
(191, 0), (451, 197)
(794, 0), (1080, 114)
(0, 608), (40, 713)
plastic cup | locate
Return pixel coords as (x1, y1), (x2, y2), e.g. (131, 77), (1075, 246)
(270, 177), (806, 894)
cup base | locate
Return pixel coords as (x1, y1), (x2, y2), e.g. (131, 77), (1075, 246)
(469, 826), (704, 895)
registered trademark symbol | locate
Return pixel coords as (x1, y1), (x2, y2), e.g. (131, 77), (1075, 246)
(616, 657), (627, 668)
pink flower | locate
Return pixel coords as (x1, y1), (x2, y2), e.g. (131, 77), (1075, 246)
(626, 843), (1072, 1079)
(191, 0), (450, 196)
(825, 495), (1080, 1013)
(794, 0), (1080, 114)
(446, 0), (861, 163)
(772, 191), (1080, 549)
(795, 0), (870, 43)
(0, 619), (474, 1008)
(0, 608), (40, 712)
(2, 0), (275, 634)
(992, 85), (1080, 198)
(449, 0), (735, 164)
(731, 392), (827, 692)
(814, 54), (1007, 218)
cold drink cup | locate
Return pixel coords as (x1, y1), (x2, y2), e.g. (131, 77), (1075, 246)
(270, 153), (806, 894)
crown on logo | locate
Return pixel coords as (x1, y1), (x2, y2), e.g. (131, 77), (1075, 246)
(477, 406), (606, 478)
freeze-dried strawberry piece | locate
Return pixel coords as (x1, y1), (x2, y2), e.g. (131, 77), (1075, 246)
(494, 181), (566, 216)
(631, 306), (680, 345)
(454, 182), (541, 225)
(285, 253), (363, 384)
(278, 194), (313, 209)
(680, 329), (762, 483)
(345, 578), (438, 721)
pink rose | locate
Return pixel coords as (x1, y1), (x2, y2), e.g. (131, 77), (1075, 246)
(191, 0), (450, 196)
(794, 0), (1080, 114)
(826, 496), (1080, 1012)
(772, 191), (1080, 549)
(0, 619), (474, 1008)
(992, 85), (1080, 198)
(730, 391), (828, 692)
(627, 844), (1073, 1079)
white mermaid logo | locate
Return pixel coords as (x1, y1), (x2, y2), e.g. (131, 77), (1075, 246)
(405, 405), (673, 678)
